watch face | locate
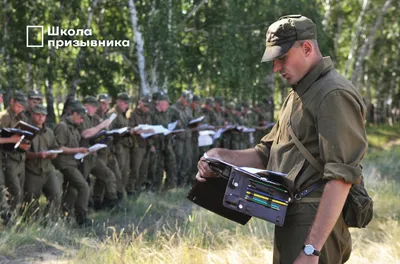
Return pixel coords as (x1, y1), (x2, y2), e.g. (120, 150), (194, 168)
(304, 245), (314, 255)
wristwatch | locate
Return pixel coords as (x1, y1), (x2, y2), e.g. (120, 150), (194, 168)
(303, 244), (321, 256)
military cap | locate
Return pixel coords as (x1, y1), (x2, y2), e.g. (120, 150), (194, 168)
(31, 104), (48, 115)
(181, 90), (193, 102)
(11, 91), (28, 106)
(117, 92), (131, 102)
(83, 96), (99, 107)
(153, 91), (170, 102)
(205, 97), (214, 106)
(192, 95), (201, 103)
(225, 102), (235, 110)
(261, 15), (317, 62)
(97, 94), (111, 102)
(215, 96), (225, 106)
(140, 94), (152, 107)
(70, 102), (87, 116)
(27, 90), (43, 100)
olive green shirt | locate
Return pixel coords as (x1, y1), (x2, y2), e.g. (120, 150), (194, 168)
(53, 117), (81, 169)
(108, 106), (133, 148)
(0, 108), (28, 161)
(255, 57), (367, 192)
(150, 107), (171, 151)
(26, 126), (59, 175)
(127, 108), (152, 148)
(169, 101), (192, 140)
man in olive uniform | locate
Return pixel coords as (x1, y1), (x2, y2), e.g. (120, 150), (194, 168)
(108, 92), (133, 197)
(53, 103), (91, 226)
(149, 92), (177, 190)
(24, 90), (43, 123)
(189, 95), (202, 180)
(24, 104), (62, 218)
(197, 15), (368, 264)
(126, 95), (154, 196)
(92, 94), (124, 202)
(0, 91), (29, 211)
(169, 91), (193, 187)
(241, 102), (253, 148)
(222, 102), (237, 149)
(77, 96), (118, 210)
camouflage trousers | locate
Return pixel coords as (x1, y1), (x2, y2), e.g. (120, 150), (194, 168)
(174, 138), (192, 187)
(127, 147), (150, 194)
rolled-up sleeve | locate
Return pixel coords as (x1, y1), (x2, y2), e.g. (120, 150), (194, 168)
(254, 124), (278, 168)
(317, 90), (367, 184)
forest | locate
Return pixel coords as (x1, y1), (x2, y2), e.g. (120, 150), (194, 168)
(1, 0), (399, 125)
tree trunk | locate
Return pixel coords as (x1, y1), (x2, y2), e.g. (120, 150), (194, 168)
(128, 0), (150, 96)
(351, 0), (393, 85)
(45, 47), (57, 128)
(344, 0), (369, 77)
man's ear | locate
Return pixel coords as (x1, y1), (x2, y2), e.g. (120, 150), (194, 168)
(303, 41), (313, 57)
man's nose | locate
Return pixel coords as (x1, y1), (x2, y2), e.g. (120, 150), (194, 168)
(273, 59), (282, 73)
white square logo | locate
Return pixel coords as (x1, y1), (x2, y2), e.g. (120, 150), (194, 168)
(26, 26), (44, 47)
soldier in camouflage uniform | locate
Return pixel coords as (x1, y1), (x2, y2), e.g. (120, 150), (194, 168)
(108, 92), (133, 197)
(212, 96), (225, 148)
(53, 102), (91, 226)
(126, 95), (154, 196)
(231, 105), (244, 150)
(148, 92), (177, 191)
(24, 90), (43, 123)
(169, 91), (193, 187)
(189, 95), (202, 181)
(0, 91), (30, 212)
(24, 104), (62, 218)
(241, 102), (253, 148)
(223, 102), (237, 149)
(93, 94), (124, 201)
(77, 96), (118, 210)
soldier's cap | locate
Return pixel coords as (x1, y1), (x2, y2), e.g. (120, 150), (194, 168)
(83, 96), (99, 107)
(139, 94), (152, 107)
(192, 95), (201, 103)
(117, 92), (131, 103)
(215, 96), (225, 106)
(31, 104), (48, 115)
(261, 15), (317, 62)
(153, 91), (170, 102)
(97, 93), (111, 102)
(225, 102), (235, 110)
(70, 102), (87, 116)
(181, 90), (193, 103)
(205, 97), (214, 107)
(27, 90), (43, 100)
(11, 91), (28, 107)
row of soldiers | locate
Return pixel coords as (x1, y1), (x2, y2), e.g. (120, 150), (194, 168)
(0, 89), (273, 227)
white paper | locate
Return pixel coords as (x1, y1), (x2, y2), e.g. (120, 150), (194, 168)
(189, 116), (205, 125)
(74, 144), (107, 160)
(164, 129), (185, 136)
(140, 125), (170, 138)
(213, 128), (224, 140)
(107, 127), (129, 135)
(241, 127), (256, 133)
(199, 130), (215, 136)
(197, 124), (215, 130)
(198, 134), (214, 147)
(45, 149), (63, 154)
(168, 121), (178, 131)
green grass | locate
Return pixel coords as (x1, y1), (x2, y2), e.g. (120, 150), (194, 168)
(366, 124), (400, 148)
(0, 125), (399, 263)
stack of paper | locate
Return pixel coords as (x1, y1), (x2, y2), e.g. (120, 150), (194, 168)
(74, 144), (107, 160)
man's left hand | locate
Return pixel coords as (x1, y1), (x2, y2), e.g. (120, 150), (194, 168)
(293, 251), (319, 264)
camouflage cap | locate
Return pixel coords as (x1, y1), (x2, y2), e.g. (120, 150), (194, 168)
(70, 102), (87, 116)
(31, 104), (48, 115)
(153, 91), (170, 102)
(205, 97), (215, 107)
(140, 94), (152, 107)
(83, 96), (99, 107)
(117, 92), (131, 102)
(215, 96), (225, 106)
(11, 91), (28, 107)
(192, 95), (201, 103)
(27, 90), (43, 100)
(261, 15), (317, 62)
(225, 102), (235, 110)
(181, 90), (193, 103)
(97, 93), (111, 102)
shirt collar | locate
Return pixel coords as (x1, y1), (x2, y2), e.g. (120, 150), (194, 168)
(291, 56), (333, 97)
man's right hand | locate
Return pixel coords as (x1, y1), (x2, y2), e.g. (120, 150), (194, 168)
(78, 147), (89, 154)
(196, 149), (220, 182)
